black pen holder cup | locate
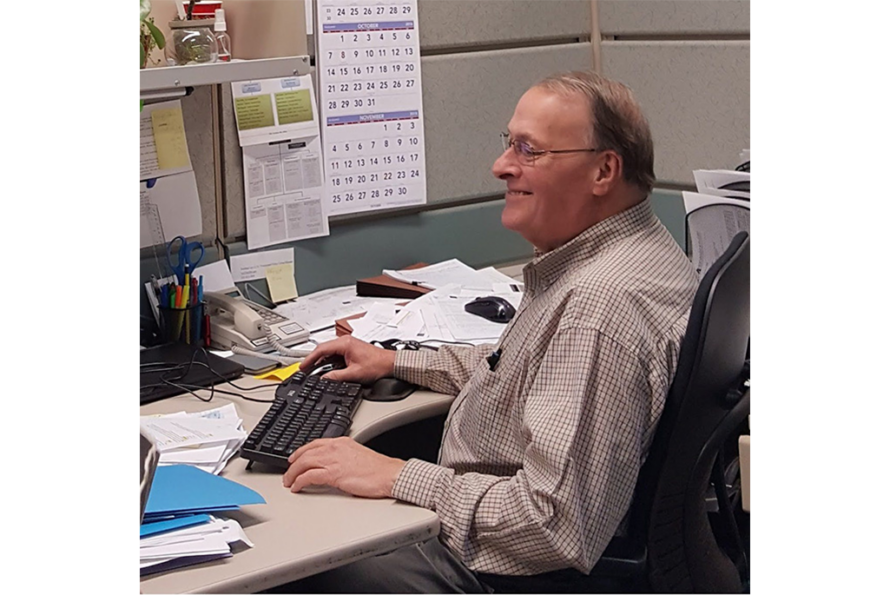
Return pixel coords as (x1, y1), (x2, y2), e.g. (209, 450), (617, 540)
(158, 302), (206, 346)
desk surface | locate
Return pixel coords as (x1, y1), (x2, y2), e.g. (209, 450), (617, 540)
(140, 376), (454, 594)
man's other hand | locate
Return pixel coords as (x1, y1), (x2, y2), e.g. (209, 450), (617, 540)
(282, 437), (407, 498)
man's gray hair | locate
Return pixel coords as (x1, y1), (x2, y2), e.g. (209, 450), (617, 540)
(535, 71), (656, 194)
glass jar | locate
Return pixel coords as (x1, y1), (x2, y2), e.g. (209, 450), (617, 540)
(165, 20), (218, 66)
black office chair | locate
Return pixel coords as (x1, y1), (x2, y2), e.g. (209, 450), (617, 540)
(585, 231), (751, 593)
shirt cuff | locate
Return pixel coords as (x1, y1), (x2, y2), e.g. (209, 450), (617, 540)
(394, 349), (436, 387)
(392, 458), (452, 509)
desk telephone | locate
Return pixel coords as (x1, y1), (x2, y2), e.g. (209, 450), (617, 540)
(205, 290), (310, 353)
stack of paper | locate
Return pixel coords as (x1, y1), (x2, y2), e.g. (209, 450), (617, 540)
(348, 263), (524, 346)
(140, 464), (265, 575)
(140, 404), (247, 475)
(141, 515), (254, 575)
(383, 259), (495, 291)
(683, 152), (751, 278)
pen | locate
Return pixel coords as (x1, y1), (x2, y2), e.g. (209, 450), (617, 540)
(175, 285), (183, 309)
(198, 275), (204, 303)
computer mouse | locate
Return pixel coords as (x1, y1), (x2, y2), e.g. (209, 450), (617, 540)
(718, 180), (750, 193)
(464, 296), (516, 323)
(301, 354), (347, 377)
(365, 377), (417, 402)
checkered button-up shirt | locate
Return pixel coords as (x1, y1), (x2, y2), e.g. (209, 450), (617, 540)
(392, 200), (698, 576)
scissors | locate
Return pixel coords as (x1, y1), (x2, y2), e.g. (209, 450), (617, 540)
(166, 236), (204, 285)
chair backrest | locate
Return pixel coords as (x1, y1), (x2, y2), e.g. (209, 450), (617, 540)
(685, 202), (750, 279)
(630, 231), (750, 592)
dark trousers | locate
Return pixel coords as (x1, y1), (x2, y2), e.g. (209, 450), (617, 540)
(263, 538), (489, 593)
(262, 537), (627, 594)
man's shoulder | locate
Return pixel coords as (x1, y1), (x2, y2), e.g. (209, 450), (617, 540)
(558, 229), (697, 333)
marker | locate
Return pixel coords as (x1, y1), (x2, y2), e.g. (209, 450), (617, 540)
(175, 285), (183, 309)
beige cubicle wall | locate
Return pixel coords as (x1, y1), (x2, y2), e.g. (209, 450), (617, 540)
(598, 0), (750, 185)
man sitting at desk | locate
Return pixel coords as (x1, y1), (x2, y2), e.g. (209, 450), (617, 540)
(279, 70), (698, 593)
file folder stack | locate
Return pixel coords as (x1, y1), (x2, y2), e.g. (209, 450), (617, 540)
(140, 464), (265, 575)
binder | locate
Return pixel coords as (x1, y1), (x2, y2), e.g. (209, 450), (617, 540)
(334, 312), (365, 336)
(356, 263), (432, 299)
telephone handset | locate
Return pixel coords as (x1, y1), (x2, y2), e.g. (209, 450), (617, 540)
(205, 290), (310, 353)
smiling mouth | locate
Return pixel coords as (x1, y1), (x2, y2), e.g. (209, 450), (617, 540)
(506, 190), (532, 196)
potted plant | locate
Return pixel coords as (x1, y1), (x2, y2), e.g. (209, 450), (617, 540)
(140, 0), (166, 68)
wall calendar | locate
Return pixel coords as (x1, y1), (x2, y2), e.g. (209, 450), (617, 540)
(316, 0), (427, 216)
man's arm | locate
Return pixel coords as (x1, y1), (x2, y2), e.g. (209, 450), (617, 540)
(395, 343), (494, 396)
(392, 326), (660, 575)
(299, 335), (492, 396)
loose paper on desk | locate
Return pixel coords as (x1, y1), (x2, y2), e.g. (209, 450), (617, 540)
(383, 259), (492, 290)
(274, 284), (403, 332)
(140, 404), (247, 474)
(266, 262), (299, 303)
(232, 75), (329, 249)
(683, 191), (751, 278)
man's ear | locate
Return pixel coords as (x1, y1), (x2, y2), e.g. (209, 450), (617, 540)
(591, 151), (623, 196)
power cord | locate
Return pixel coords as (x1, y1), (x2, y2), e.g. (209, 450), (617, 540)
(260, 320), (317, 358)
(231, 343), (303, 366)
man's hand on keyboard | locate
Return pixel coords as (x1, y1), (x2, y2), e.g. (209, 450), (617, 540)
(282, 436), (406, 498)
(302, 336), (397, 385)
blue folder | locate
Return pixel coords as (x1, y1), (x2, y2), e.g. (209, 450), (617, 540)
(144, 465), (265, 517)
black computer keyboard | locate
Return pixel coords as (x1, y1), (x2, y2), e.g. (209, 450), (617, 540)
(241, 370), (369, 469)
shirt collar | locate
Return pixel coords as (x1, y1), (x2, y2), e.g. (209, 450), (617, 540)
(522, 200), (658, 293)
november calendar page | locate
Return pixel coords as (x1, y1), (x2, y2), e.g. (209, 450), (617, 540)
(317, 0), (427, 216)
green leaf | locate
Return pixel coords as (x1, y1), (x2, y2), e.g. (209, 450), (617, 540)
(140, 0), (151, 22)
(146, 20), (166, 50)
(140, 42), (146, 68)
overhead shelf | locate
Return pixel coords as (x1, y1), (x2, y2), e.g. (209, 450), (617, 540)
(140, 56), (312, 94)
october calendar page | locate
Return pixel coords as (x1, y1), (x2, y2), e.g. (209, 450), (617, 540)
(317, 0), (427, 216)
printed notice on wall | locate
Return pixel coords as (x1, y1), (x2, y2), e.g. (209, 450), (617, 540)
(139, 100), (201, 248)
(316, 0), (427, 215)
(232, 75), (329, 249)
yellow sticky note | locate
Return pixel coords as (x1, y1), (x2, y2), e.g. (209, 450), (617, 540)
(234, 95), (275, 130)
(275, 90), (313, 125)
(150, 108), (190, 170)
(266, 263), (298, 303)
(256, 361), (301, 381)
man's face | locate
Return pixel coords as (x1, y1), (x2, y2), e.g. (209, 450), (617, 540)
(492, 86), (599, 252)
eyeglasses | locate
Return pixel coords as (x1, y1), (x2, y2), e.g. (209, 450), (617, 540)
(500, 132), (601, 164)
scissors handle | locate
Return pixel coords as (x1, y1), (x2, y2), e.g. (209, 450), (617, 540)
(166, 236), (203, 283)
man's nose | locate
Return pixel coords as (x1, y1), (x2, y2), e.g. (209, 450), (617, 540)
(492, 147), (520, 180)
